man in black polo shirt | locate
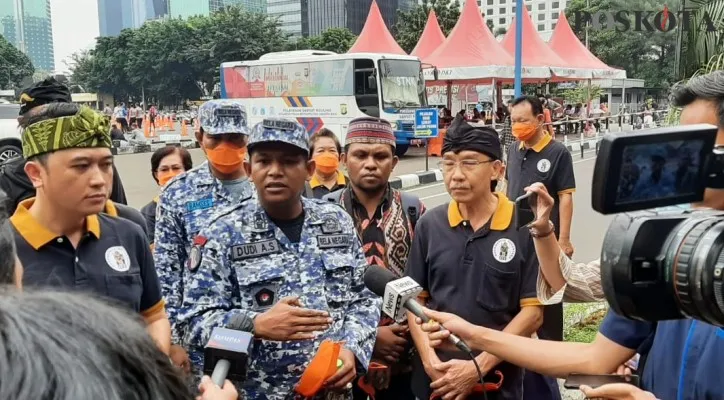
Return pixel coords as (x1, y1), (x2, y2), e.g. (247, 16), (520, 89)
(9, 103), (171, 354)
(406, 116), (543, 400)
(505, 95), (575, 400)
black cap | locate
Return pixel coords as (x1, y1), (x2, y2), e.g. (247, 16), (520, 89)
(442, 115), (502, 160)
(19, 77), (72, 115)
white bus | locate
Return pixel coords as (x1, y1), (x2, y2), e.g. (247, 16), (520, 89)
(220, 50), (428, 156)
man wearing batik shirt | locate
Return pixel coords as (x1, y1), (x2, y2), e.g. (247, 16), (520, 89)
(324, 117), (424, 400)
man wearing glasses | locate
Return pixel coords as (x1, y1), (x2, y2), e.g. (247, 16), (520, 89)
(405, 116), (543, 400)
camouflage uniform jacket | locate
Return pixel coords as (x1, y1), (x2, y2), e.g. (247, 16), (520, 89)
(179, 196), (380, 399)
(154, 161), (255, 343)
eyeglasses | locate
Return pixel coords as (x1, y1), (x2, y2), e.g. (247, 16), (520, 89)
(437, 159), (495, 172)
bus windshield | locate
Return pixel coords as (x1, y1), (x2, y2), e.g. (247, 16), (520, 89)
(378, 59), (426, 109)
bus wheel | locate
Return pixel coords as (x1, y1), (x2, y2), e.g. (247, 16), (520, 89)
(395, 144), (409, 157)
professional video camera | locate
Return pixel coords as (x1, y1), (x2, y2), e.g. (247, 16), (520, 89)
(592, 124), (724, 327)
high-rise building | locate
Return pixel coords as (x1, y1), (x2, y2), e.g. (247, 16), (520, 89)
(478, 0), (569, 40)
(169, 0), (266, 19)
(266, 0), (307, 37)
(98, 0), (168, 37)
(307, 0), (415, 37)
(0, 0), (54, 71)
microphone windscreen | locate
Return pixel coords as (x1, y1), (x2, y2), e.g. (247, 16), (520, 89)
(363, 265), (396, 296)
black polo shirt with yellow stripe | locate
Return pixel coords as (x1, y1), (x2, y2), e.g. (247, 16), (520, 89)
(308, 172), (348, 199)
(11, 199), (165, 324)
(406, 193), (540, 400)
(505, 134), (576, 235)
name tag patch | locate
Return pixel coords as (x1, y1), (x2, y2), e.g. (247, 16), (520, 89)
(186, 197), (214, 212)
(317, 234), (351, 248)
(231, 239), (280, 260)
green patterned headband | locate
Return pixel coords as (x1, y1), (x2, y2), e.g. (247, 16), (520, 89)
(23, 106), (112, 159)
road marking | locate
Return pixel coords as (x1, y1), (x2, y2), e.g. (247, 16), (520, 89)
(418, 150), (599, 200)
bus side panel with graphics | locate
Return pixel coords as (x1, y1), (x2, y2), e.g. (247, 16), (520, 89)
(219, 51), (427, 156)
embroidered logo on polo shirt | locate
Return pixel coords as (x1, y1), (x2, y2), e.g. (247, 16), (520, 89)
(105, 246), (131, 272)
(537, 159), (551, 173)
(492, 239), (516, 263)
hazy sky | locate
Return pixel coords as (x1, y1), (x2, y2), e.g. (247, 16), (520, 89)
(51, 0), (99, 73)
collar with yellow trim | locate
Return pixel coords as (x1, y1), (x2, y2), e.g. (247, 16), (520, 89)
(10, 198), (102, 250)
(518, 133), (552, 153)
(310, 171), (347, 189)
(447, 192), (514, 231)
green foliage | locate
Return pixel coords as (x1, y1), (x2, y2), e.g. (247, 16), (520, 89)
(563, 84), (604, 104)
(287, 28), (357, 54)
(679, 0), (724, 78)
(565, 0), (678, 89)
(69, 6), (288, 105)
(666, 52), (724, 126)
(394, 0), (462, 53)
(563, 304), (607, 344)
(494, 27), (507, 38)
(0, 34), (35, 90)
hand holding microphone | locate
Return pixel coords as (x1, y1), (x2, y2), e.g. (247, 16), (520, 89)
(416, 308), (479, 352)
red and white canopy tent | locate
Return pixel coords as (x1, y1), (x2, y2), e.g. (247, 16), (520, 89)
(548, 12), (626, 79)
(422, 0), (515, 83)
(501, 8), (590, 81)
(410, 10), (446, 61)
(347, 0), (406, 55)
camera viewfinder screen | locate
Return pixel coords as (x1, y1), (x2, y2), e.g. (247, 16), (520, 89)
(615, 140), (706, 204)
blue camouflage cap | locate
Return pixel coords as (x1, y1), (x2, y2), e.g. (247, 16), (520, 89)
(248, 118), (309, 154)
(198, 99), (249, 135)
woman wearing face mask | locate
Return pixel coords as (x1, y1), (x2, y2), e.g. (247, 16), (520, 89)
(304, 128), (348, 199)
(140, 146), (193, 245)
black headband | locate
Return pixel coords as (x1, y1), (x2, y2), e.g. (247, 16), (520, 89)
(19, 77), (72, 115)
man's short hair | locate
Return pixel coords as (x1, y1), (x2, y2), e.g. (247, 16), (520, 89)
(309, 128), (342, 155)
(671, 70), (724, 129)
(0, 290), (193, 400)
(0, 190), (15, 285)
(511, 95), (544, 116)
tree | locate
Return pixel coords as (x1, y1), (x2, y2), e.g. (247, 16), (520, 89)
(494, 27), (507, 38)
(566, 0), (678, 89)
(563, 84), (604, 104)
(394, 0), (462, 53)
(678, 0), (724, 78)
(0, 34), (34, 90)
(289, 28), (357, 53)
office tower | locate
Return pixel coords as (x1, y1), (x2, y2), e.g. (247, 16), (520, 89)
(98, 0), (169, 37)
(0, 0), (55, 71)
(308, 0), (415, 37)
(479, 0), (569, 40)
(169, 0), (266, 19)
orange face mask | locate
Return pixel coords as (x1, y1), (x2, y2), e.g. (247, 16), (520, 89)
(314, 153), (340, 175)
(206, 142), (247, 174)
(512, 122), (539, 141)
(157, 171), (181, 186)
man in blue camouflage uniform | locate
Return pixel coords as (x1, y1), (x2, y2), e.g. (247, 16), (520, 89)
(179, 118), (380, 399)
(154, 99), (255, 369)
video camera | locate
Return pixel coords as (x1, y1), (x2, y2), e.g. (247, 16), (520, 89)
(592, 124), (724, 327)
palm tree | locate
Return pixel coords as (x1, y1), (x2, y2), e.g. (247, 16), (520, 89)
(677, 0), (724, 78)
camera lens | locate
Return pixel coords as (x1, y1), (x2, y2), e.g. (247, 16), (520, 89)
(663, 215), (724, 326)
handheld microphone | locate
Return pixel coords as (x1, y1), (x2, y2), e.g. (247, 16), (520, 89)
(203, 327), (252, 386)
(363, 265), (472, 353)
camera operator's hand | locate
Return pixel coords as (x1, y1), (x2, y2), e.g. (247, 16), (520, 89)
(253, 297), (332, 341)
(524, 183), (554, 228)
(580, 384), (658, 399)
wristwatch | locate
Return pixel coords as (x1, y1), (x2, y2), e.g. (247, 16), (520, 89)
(529, 220), (555, 238)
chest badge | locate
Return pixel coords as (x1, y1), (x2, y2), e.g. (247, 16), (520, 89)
(492, 238), (516, 264)
(253, 285), (278, 311)
(251, 213), (269, 232)
(537, 159), (551, 173)
(321, 215), (342, 234)
(185, 197), (214, 212)
(105, 246), (131, 272)
(188, 235), (208, 272)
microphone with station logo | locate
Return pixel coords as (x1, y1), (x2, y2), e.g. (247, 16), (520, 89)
(363, 265), (472, 353)
(203, 327), (253, 386)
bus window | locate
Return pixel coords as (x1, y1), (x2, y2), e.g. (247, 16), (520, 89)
(354, 59), (380, 118)
(379, 59), (427, 110)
